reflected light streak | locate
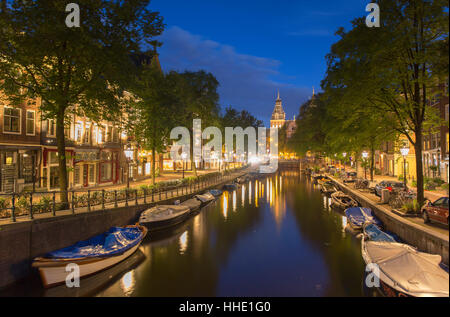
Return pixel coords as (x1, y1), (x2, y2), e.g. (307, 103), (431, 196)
(222, 192), (228, 219)
(179, 231), (188, 254)
(120, 271), (135, 296)
(232, 190), (237, 212)
(241, 185), (245, 207)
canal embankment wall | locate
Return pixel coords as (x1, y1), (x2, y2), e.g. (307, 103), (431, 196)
(329, 175), (449, 265)
(0, 171), (248, 290)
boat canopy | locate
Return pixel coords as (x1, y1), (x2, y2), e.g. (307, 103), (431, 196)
(45, 227), (144, 259)
(364, 241), (449, 297)
(364, 224), (398, 242)
(345, 207), (381, 227)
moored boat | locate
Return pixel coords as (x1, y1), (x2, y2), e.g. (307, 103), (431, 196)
(223, 183), (238, 191)
(331, 191), (358, 209)
(361, 240), (449, 297)
(363, 223), (398, 242)
(32, 225), (147, 288)
(320, 181), (337, 194)
(139, 205), (191, 230)
(195, 192), (215, 205)
(209, 189), (223, 197)
(345, 207), (381, 230)
(180, 198), (201, 212)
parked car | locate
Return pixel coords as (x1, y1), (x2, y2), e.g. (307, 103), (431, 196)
(374, 181), (407, 197)
(342, 172), (357, 183)
(421, 197), (449, 226)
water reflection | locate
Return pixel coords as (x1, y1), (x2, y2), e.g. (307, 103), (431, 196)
(2, 171), (366, 297)
(120, 271), (135, 296)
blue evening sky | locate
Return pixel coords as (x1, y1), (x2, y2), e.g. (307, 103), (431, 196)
(150, 0), (370, 125)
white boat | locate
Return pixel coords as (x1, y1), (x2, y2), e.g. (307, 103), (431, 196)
(180, 198), (201, 212)
(195, 192), (215, 204)
(139, 205), (191, 230)
(362, 240), (449, 297)
(32, 225), (147, 288)
(331, 191), (358, 209)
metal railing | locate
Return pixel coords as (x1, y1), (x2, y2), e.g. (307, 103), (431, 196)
(0, 166), (249, 223)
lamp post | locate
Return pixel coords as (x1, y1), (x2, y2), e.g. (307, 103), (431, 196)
(400, 146), (410, 188)
(362, 151), (369, 180)
(124, 146), (134, 189)
(181, 152), (187, 179)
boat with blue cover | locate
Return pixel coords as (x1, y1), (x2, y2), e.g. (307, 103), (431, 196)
(345, 207), (381, 230)
(223, 184), (238, 191)
(363, 223), (398, 242)
(32, 225), (147, 288)
(208, 189), (223, 197)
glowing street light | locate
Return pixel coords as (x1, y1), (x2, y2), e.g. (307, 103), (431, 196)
(400, 145), (410, 187)
(362, 151), (369, 180)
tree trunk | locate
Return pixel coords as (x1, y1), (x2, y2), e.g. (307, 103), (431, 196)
(370, 143), (375, 182)
(414, 129), (425, 205)
(56, 109), (69, 206)
(151, 147), (156, 185)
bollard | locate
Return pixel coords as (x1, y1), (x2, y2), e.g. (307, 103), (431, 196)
(102, 190), (105, 210)
(135, 189), (138, 205)
(114, 190), (118, 208)
(87, 190), (91, 212)
(72, 191), (75, 214)
(52, 192), (56, 216)
(11, 193), (16, 223)
(152, 189), (154, 202)
(144, 188), (147, 204)
(125, 189), (129, 207)
(159, 190), (161, 201)
(165, 190), (168, 199)
(29, 193), (34, 220)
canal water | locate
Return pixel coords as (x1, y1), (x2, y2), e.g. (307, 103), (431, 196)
(2, 171), (370, 297)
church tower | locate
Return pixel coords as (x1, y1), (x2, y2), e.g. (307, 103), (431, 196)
(270, 90), (286, 128)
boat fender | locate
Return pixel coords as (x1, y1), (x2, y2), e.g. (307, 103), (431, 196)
(356, 233), (363, 240)
(174, 200), (180, 205)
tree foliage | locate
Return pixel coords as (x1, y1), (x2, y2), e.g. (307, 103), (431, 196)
(0, 0), (164, 201)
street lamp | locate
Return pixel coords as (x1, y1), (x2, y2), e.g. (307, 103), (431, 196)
(400, 145), (410, 188)
(362, 151), (369, 180)
(124, 146), (134, 189)
(181, 152), (188, 179)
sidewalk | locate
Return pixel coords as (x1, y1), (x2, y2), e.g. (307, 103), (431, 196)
(329, 173), (448, 236)
(0, 167), (250, 226)
(343, 168), (448, 201)
(87, 169), (220, 192)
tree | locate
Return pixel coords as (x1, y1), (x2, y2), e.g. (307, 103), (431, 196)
(0, 1), (164, 203)
(175, 71), (220, 177)
(322, 0), (448, 204)
(127, 52), (177, 185)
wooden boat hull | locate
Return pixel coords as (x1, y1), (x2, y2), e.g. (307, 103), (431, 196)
(33, 225), (147, 288)
(140, 211), (191, 231)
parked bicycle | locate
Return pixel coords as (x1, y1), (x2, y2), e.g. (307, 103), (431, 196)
(388, 189), (417, 210)
(355, 178), (369, 190)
